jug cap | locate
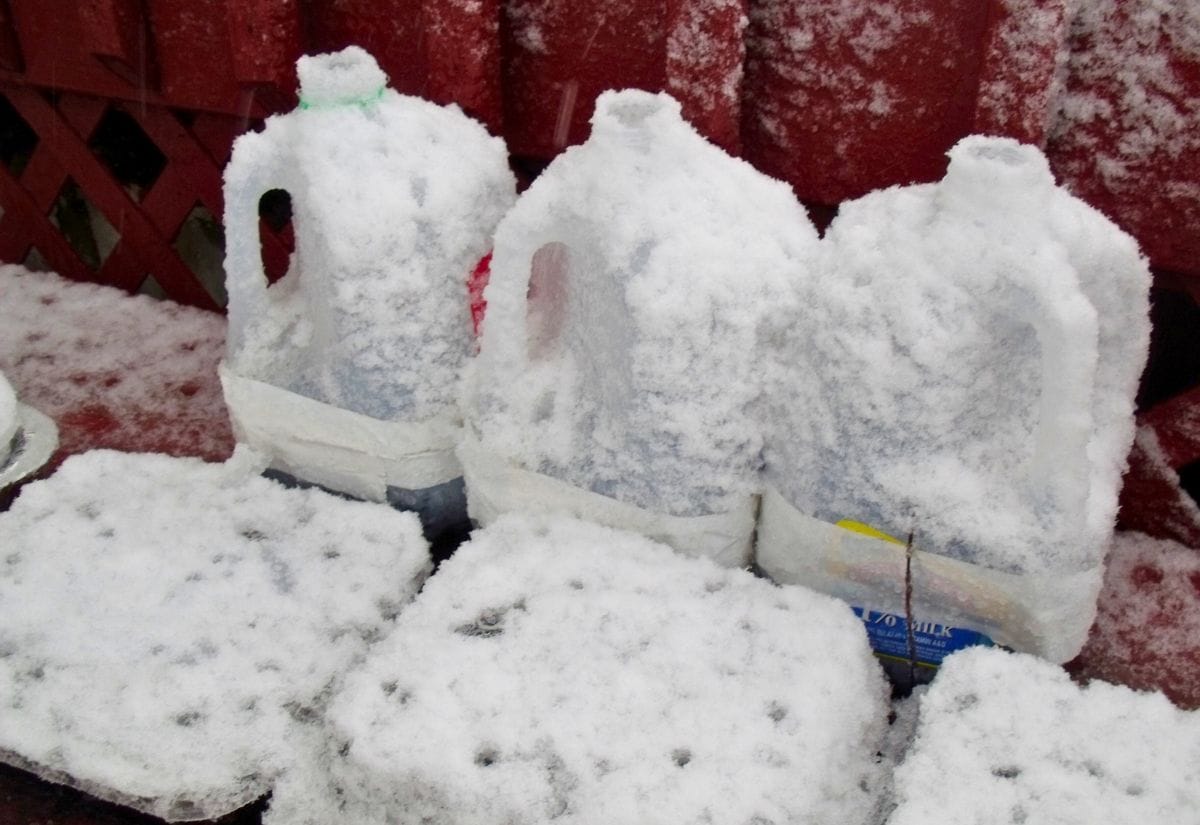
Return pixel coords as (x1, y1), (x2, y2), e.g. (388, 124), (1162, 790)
(297, 46), (388, 110)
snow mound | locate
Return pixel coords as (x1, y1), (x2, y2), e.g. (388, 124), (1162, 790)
(223, 48), (516, 423)
(266, 513), (889, 825)
(466, 89), (817, 518)
(888, 647), (1200, 825)
(0, 448), (430, 821)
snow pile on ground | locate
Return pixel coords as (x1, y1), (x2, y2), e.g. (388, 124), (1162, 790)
(266, 513), (889, 825)
(467, 90), (817, 518)
(767, 136), (1149, 577)
(1071, 531), (1200, 710)
(0, 265), (232, 463)
(888, 647), (1200, 824)
(0, 448), (431, 821)
(0, 371), (15, 466)
(223, 47), (516, 423)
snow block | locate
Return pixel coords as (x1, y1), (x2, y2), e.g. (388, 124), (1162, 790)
(889, 647), (1200, 825)
(265, 513), (890, 825)
(0, 448), (431, 821)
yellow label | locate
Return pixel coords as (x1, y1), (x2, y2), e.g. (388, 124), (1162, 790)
(836, 519), (905, 546)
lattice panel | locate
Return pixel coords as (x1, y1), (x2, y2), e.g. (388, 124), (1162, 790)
(0, 84), (294, 312)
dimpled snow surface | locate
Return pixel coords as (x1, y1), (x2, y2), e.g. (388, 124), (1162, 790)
(223, 47), (516, 422)
(0, 449), (430, 821)
(887, 647), (1200, 825)
(264, 513), (890, 825)
(767, 136), (1149, 576)
(466, 89), (818, 517)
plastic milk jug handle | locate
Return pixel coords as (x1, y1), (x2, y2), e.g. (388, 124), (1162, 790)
(223, 133), (293, 355)
(1015, 277), (1098, 515)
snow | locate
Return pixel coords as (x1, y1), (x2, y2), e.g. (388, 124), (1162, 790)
(0, 371), (15, 467)
(466, 89), (817, 519)
(888, 646), (1200, 825)
(223, 47), (516, 423)
(0, 448), (431, 821)
(1071, 531), (1200, 710)
(766, 136), (1149, 579)
(0, 265), (231, 462)
(265, 513), (890, 825)
(664, 0), (746, 150)
(972, 0), (1074, 143)
(1051, 0), (1200, 183)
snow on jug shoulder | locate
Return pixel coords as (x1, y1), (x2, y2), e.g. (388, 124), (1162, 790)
(759, 135), (1150, 667)
(887, 647), (1200, 825)
(462, 89), (819, 566)
(221, 46), (516, 534)
(263, 513), (890, 825)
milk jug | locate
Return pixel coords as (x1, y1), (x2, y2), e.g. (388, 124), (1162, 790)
(758, 136), (1150, 671)
(461, 89), (819, 566)
(221, 46), (516, 538)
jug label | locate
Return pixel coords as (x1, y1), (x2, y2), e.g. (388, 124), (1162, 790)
(851, 606), (995, 668)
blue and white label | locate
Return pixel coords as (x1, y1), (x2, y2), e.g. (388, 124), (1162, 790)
(851, 607), (995, 667)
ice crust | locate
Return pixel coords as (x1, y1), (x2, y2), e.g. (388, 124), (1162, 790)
(466, 89), (818, 517)
(224, 47), (516, 423)
(0, 448), (431, 821)
(888, 647), (1200, 825)
(0, 370), (16, 466)
(766, 135), (1150, 576)
(265, 513), (890, 825)
(0, 264), (231, 462)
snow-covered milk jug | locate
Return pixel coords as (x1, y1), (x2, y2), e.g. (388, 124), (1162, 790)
(220, 46), (516, 538)
(461, 89), (819, 566)
(758, 136), (1150, 670)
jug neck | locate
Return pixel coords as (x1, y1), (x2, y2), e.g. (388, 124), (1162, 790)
(939, 136), (1055, 219)
(296, 46), (389, 110)
(591, 90), (683, 153)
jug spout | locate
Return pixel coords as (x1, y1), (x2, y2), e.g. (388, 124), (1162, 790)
(940, 136), (1055, 216)
(297, 46), (388, 110)
(591, 90), (682, 152)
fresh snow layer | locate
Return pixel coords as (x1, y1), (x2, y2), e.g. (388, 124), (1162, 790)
(266, 513), (890, 825)
(1072, 531), (1200, 710)
(0, 370), (16, 466)
(0, 448), (431, 821)
(766, 135), (1149, 577)
(888, 647), (1200, 825)
(467, 89), (818, 518)
(223, 47), (516, 424)
(0, 264), (232, 462)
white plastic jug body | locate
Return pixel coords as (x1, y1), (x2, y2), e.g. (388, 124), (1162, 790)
(223, 47), (516, 424)
(761, 136), (1149, 663)
(466, 90), (819, 521)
